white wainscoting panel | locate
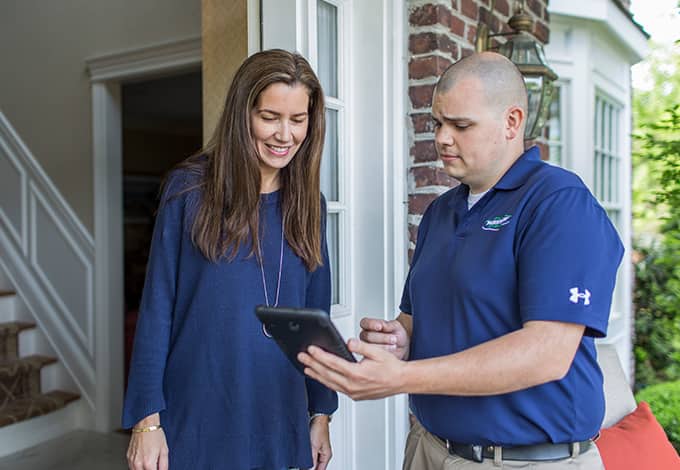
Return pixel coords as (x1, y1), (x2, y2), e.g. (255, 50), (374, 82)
(0, 111), (95, 411)
(0, 136), (27, 252)
(30, 185), (93, 354)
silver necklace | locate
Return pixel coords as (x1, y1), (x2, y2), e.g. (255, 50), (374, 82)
(258, 223), (284, 338)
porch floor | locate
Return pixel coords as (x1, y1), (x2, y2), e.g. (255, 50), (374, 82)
(0, 430), (128, 470)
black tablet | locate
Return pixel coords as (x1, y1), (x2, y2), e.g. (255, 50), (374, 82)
(255, 306), (356, 373)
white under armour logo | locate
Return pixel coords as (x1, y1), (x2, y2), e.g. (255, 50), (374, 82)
(569, 287), (591, 305)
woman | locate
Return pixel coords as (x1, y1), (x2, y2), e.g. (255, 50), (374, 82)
(123, 49), (337, 470)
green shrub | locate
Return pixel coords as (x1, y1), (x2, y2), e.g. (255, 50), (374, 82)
(633, 237), (680, 389)
(632, 105), (680, 390)
(635, 380), (680, 452)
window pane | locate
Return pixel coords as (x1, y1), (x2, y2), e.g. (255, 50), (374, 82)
(549, 145), (562, 167)
(607, 209), (620, 229)
(615, 158), (620, 204)
(547, 84), (563, 167)
(317, 0), (338, 97)
(602, 101), (608, 151)
(548, 86), (561, 141)
(326, 212), (339, 305)
(320, 108), (338, 201)
(594, 152), (600, 199)
(594, 98), (601, 150)
(600, 153), (609, 201)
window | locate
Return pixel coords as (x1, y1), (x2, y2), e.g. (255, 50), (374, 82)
(315, 0), (347, 310)
(593, 94), (622, 229)
(547, 83), (568, 167)
(593, 92), (625, 341)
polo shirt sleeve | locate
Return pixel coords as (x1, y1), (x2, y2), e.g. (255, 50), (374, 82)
(399, 201), (435, 315)
(305, 195), (338, 415)
(121, 175), (183, 429)
(516, 187), (624, 337)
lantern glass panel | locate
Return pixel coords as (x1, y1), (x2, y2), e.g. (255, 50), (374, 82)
(524, 75), (542, 139)
(534, 80), (555, 137)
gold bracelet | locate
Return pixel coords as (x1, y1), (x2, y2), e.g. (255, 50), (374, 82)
(309, 413), (332, 423)
(132, 424), (162, 433)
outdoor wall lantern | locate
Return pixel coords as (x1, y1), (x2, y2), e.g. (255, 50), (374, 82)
(475, 0), (558, 140)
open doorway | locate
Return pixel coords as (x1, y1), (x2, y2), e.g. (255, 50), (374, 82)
(121, 70), (202, 384)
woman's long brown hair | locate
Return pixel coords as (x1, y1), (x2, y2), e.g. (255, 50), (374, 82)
(175, 49), (325, 270)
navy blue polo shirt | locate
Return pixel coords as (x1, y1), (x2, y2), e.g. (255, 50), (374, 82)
(401, 146), (624, 447)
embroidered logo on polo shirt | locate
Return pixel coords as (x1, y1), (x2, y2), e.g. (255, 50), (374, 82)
(482, 214), (512, 231)
(569, 287), (591, 305)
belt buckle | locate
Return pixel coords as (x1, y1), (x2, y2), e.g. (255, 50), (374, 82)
(446, 441), (484, 463)
(471, 445), (483, 463)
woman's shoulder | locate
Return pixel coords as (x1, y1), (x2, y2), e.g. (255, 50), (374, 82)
(161, 157), (207, 205)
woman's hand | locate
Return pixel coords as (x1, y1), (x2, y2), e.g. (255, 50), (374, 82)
(309, 414), (332, 470)
(126, 413), (169, 470)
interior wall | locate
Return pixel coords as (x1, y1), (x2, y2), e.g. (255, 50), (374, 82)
(0, 0), (201, 233)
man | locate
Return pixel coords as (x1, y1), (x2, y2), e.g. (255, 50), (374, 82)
(298, 52), (623, 469)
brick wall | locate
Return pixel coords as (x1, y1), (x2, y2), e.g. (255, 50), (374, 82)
(406, 0), (550, 256)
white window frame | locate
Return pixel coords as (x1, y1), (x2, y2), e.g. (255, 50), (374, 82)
(593, 89), (628, 345)
(308, 0), (351, 318)
(593, 91), (623, 227)
(547, 80), (571, 169)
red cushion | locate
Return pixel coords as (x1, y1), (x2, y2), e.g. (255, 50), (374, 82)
(596, 401), (680, 470)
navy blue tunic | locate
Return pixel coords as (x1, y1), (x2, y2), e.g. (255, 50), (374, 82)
(122, 168), (337, 469)
(401, 146), (624, 446)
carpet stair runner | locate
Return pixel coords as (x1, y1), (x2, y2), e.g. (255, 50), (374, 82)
(0, 292), (80, 427)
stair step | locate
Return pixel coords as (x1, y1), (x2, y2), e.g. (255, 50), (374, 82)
(0, 321), (36, 335)
(0, 354), (58, 371)
(0, 390), (80, 427)
(0, 320), (35, 362)
(0, 355), (58, 404)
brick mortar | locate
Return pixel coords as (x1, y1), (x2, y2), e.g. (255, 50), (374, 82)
(410, 159), (443, 167)
(409, 49), (459, 62)
(412, 133), (435, 141)
(408, 0), (452, 7)
(409, 24), (457, 37)
(408, 107), (434, 115)
(411, 185), (452, 193)
(409, 76), (439, 85)
(408, 105), (433, 113)
(410, 25), (468, 43)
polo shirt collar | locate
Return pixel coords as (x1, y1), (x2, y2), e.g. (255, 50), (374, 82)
(493, 145), (542, 191)
(445, 145), (542, 208)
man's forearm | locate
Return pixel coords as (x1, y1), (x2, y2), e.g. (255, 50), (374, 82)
(401, 320), (585, 396)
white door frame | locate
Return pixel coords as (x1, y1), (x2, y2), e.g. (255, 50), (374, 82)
(262, 0), (409, 468)
(87, 36), (202, 431)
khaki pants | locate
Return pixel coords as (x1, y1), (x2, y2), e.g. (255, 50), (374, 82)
(403, 420), (605, 470)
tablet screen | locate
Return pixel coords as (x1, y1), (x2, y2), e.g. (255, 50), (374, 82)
(255, 306), (356, 373)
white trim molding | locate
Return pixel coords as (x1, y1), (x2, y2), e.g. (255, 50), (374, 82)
(383, 0), (409, 468)
(0, 111), (96, 411)
(86, 36), (201, 83)
(549, 0), (648, 62)
(88, 37), (202, 431)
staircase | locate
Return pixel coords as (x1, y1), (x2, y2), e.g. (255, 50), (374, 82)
(0, 289), (84, 455)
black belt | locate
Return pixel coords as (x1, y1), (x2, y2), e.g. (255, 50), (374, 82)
(435, 435), (592, 462)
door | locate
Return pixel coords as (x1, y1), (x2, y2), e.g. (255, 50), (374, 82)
(261, 1), (409, 469)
